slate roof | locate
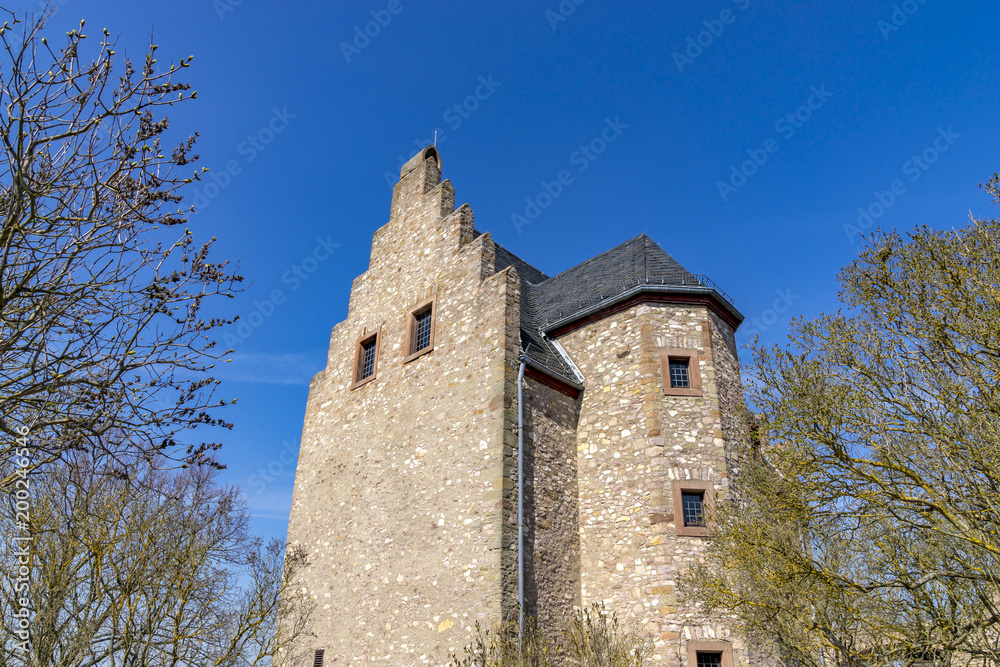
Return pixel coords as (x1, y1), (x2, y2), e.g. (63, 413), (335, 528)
(531, 234), (699, 325)
(494, 243), (548, 285)
(491, 234), (742, 388)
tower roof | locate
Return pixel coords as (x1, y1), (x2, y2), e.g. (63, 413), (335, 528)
(493, 234), (742, 388)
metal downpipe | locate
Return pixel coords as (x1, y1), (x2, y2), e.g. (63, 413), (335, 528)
(516, 359), (526, 642)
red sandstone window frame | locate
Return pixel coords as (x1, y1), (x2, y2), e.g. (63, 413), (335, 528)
(403, 297), (436, 364)
(351, 329), (380, 389)
(686, 641), (734, 667)
(660, 348), (703, 397)
(672, 479), (715, 537)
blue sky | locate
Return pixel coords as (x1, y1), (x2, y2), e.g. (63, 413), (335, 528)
(56, 0), (1000, 539)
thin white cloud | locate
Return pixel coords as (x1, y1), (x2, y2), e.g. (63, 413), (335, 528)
(215, 351), (325, 385)
(245, 486), (295, 522)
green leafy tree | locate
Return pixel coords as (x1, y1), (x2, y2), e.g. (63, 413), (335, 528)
(689, 175), (1000, 667)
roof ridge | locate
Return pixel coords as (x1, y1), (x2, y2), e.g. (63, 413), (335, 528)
(643, 235), (648, 277)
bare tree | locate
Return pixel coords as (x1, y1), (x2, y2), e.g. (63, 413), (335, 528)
(449, 604), (652, 667)
(689, 175), (1000, 667)
(0, 5), (242, 486)
(563, 604), (653, 667)
(0, 450), (311, 666)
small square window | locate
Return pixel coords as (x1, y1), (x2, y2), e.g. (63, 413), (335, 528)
(696, 653), (723, 667)
(672, 480), (715, 537)
(352, 331), (379, 388)
(669, 358), (690, 388)
(660, 349), (702, 396)
(681, 491), (705, 527)
(404, 298), (436, 363)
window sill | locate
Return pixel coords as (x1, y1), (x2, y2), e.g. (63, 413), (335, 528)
(402, 346), (433, 365)
(351, 375), (377, 390)
(663, 386), (703, 397)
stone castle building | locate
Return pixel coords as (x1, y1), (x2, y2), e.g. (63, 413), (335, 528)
(284, 146), (753, 666)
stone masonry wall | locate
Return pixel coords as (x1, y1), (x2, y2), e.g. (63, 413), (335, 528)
(521, 377), (582, 639)
(282, 151), (520, 666)
(556, 303), (752, 667)
(707, 310), (752, 506)
(280, 147), (757, 666)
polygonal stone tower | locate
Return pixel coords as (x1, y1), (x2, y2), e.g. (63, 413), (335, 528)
(282, 147), (756, 667)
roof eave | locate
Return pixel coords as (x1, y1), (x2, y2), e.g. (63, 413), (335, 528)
(519, 354), (585, 391)
(541, 284), (744, 335)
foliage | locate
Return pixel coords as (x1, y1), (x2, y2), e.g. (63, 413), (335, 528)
(564, 604), (654, 667)
(0, 452), (312, 666)
(0, 5), (302, 663)
(451, 604), (652, 667)
(0, 4), (241, 487)
(689, 176), (1000, 667)
(450, 618), (553, 667)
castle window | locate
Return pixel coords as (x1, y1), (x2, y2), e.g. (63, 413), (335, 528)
(313, 649), (326, 667)
(359, 339), (376, 378)
(682, 491), (705, 527)
(415, 309), (432, 350)
(669, 358), (690, 388)
(660, 349), (702, 396)
(696, 652), (723, 667)
(672, 480), (714, 537)
(687, 641), (733, 667)
(352, 330), (380, 388)
(404, 298), (436, 363)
